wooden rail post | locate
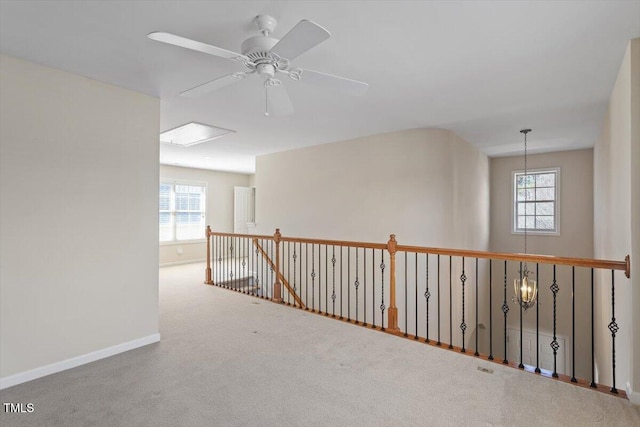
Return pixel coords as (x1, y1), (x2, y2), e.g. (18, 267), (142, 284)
(387, 234), (400, 333)
(273, 228), (283, 303)
(205, 225), (213, 285)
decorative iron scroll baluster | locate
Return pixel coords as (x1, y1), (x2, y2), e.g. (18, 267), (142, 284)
(415, 252), (418, 340)
(474, 258), (479, 356)
(519, 261), (524, 369)
(449, 256), (453, 349)
(404, 252), (408, 337)
(311, 244), (315, 312)
(292, 243), (297, 305)
(242, 239), (247, 293)
(218, 236), (223, 287)
(437, 254), (441, 346)
(488, 260), (493, 360)
(331, 246), (336, 317)
(355, 248), (360, 324)
(340, 246), (343, 319)
(535, 263), (540, 373)
(460, 257), (467, 353)
(425, 254), (430, 343)
(380, 249), (386, 331)
(590, 268), (596, 388)
(503, 260), (509, 364)
(571, 266), (577, 382)
(610, 270), (618, 394)
(550, 265), (559, 378)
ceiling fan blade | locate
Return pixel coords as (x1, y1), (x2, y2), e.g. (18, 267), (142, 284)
(266, 83), (294, 116)
(270, 20), (330, 61)
(147, 32), (249, 62)
(295, 69), (369, 96)
(180, 72), (249, 98)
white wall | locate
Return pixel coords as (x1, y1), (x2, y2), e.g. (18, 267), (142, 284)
(490, 149), (594, 378)
(0, 55), (160, 382)
(159, 165), (251, 265)
(594, 38), (639, 401)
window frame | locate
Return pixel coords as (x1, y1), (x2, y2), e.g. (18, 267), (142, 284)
(159, 179), (208, 245)
(511, 167), (560, 236)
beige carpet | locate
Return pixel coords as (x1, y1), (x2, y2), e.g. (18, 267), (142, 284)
(1, 262), (639, 426)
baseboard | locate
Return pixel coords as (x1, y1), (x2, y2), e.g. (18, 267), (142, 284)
(0, 333), (161, 390)
(159, 258), (205, 267)
(626, 382), (640, 405)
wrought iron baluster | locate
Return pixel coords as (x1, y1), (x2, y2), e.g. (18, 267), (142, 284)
(254, 239), (259, 296)
(340, 246), (343, 319)
(404, 251), (408, 337)
(287, 242), (291, 304)
(519, 261), (524, 369)
(325, 245), (329, 315)
(488, 259), (493, 360)
(363, 248), (367, 326)
(415, 252), (418, 340)
(425, 253), (430, 343)
(331, 246), (336, 317)
(380, 249), (386, 331)
(318, 244), (322, 314)
(437, 254), (441, 346)
(229, 237), (234, 287)
(305, 243), (309, 310)
(242, 238), (247, 293)
(502, 260), (509, 364)
(609, 270), (618, 394)
(474, 258), (479, 356)
(270, 240), (274, 299)
(590, 268), (596, 388)
(355, 247), (360, 324)
(449, 256), (453, 349)
(460, 257), (467, 353)
(311, 243), (316, 312)
(293, 243), (297, 306)
(535, 263), (540, 373)
(571, 266), (577, 382)
(550, 265), (559, 377)
(372, 249), (376, 327)
(348, 247), (351, 320)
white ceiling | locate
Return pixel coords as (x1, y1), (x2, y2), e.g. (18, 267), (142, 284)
(1, 1), (638, 173)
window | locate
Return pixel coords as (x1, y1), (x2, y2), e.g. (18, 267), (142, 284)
(512, 168), (559, 234)
(160, 181), (206, 242)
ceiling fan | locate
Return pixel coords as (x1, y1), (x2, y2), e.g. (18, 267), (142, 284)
(148, 15), (369, 116)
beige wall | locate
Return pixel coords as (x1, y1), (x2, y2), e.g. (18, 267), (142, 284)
(0, 55), (160, 379)
(594, 38), (639, 401)
(490, 149), (594, 378)
(255, 128), (489, 250)
(159, 165), (251, 265)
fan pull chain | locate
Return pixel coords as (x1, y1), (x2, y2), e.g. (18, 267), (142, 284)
(264, 86), (269, 117)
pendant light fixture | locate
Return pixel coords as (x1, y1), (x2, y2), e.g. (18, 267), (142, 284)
(513, 129), (538, 310)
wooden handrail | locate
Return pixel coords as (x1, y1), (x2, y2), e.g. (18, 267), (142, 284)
(206, 227), (630, 279)
(253, 238), (305, 308)
(396, 245), (630, 278)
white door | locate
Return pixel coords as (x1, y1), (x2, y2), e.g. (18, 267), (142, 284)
(234, 186), (255, 234)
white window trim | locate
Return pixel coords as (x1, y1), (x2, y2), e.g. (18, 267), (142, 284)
(510, 167), (561, 236)
(160, 178), (208, 244)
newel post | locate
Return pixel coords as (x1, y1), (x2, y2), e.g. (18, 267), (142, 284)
(387, 234), (400, 333)
(273, 228), (283, 303)
(205, 225), (213, 285)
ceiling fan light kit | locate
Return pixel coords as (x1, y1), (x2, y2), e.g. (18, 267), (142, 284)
(148, 14), (369, 117)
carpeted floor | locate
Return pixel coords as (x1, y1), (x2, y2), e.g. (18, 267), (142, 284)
(1, 262), (639, 426)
